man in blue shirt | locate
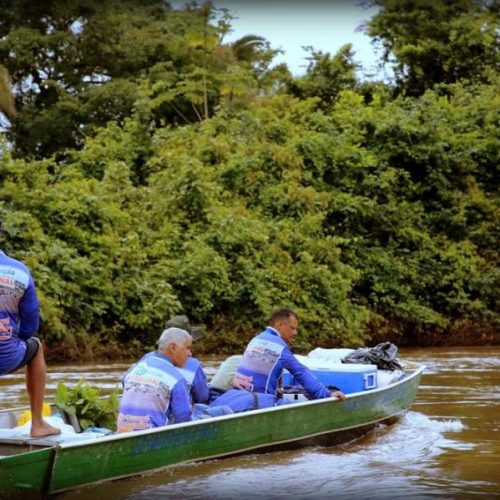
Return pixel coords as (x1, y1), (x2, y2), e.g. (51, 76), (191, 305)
(211, 308), (346, 412)
(165, 315), (209, 404)
(117, 326), (232, 431)
(163, 315), (232, 419)
(0, 232), (60, 437)
(117, 327), (194, 431)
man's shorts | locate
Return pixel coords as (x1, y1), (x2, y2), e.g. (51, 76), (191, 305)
(8, 337), (41, 373)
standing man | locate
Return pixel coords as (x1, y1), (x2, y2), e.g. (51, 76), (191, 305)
(211, 308), (346, 412)
(0, 226), (60, 437)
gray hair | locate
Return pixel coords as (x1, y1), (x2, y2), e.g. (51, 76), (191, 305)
(157, 327), (192, 351)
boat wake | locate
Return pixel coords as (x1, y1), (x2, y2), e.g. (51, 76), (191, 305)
(398, 410), (466, 432)
(110, 411), (471, 500)
(359, 411), (471, 460)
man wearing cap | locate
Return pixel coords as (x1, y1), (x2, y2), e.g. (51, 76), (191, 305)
(210, 308), (345, 412)
(0, 227), (60, 437)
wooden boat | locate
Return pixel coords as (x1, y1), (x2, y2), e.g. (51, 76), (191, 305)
(0, 361), (425, 496)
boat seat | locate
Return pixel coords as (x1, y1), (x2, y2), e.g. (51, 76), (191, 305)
(0, 431), (61, 447)
(0, 428), (110, 447)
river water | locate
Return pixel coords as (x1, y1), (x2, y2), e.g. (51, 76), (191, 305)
(1, 346), (499, 499)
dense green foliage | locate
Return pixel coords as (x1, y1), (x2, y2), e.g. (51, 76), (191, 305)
(365, 0), (499, 97)
(0, 0), (498, 357)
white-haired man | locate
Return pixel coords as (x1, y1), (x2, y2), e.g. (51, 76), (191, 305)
(117, 327), (231, 432)
(117, 327), (194, 432)
(165, 315), (209, 404)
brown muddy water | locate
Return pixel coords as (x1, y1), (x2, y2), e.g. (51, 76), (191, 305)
(1, 346), (499, 499)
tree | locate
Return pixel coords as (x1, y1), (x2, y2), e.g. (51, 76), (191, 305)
(288, 44), (359, 110)
(231, 34), (284, 82)
(364, 0), (499, 96)
(0, 1), (229, 157)
(0, 65), (16, 121)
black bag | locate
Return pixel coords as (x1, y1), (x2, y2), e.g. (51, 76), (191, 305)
(342, 342), (402, 371)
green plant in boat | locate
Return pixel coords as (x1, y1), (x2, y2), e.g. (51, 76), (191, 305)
(54, 380), (119, 430)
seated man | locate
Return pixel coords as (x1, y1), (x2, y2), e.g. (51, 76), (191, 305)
(210, 354), (242, 391)
(117, 327), (230, 432)
(208, 354), (242, 403)
(165, 315), (209, 405)
(0, 240), (60, 437)
(164, 315), (231, 419)
(210, 308), (346, 413)
(117, 327), (194, 431)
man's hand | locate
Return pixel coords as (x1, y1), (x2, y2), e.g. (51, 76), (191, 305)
(331, 390), (346, 401)
(233, 372), (253, 391)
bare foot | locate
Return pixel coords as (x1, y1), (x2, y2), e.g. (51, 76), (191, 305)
(30, 420), (61, 437)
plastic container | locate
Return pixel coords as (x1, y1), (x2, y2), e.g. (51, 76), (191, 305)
(16, 402), (52, 426)
(283, 359), (377, 394)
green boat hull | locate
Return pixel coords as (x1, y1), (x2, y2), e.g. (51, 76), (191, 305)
(0, 366), (424, 496)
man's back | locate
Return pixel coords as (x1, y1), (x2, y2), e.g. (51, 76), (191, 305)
(0, 251), (40, 375)
(234, 328), (287, 395)
(117, 351), (192, 432)
(234, 327), (331, 400)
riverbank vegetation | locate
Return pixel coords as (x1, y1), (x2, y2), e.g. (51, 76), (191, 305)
(0, 0), (498, 359)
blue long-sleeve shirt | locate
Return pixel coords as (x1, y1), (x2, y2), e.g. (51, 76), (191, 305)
(117, 352), (192, 431)
(234, 327), (331, 400)
(177, 356), (209, 404)
(0, 251), (40, 375)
